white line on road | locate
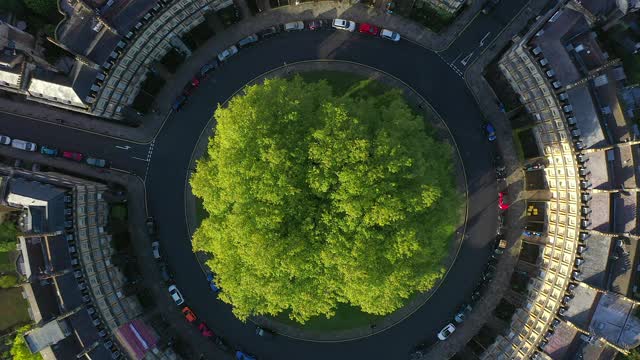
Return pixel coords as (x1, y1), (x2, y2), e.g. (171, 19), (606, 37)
(115, 145), (132, 150)
(479, 32), (492, 47)
(131, 156), (149, 162)
(460, 51), (475, 66)
(110, 167), (131, 174)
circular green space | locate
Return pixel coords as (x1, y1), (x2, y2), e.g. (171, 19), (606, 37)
(191, 71), (462, 331)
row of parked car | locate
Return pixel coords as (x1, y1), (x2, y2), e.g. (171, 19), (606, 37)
(171, 19), (402, 111)
(146, 217), (258, 358)
(0, 135), (109, 168)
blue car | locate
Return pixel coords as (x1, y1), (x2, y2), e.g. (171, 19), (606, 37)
(40, 146), (58, 156)
(236, 351), (256, 360)
(206, 272), (220, 293)
(172, 95), (187, 112)
(483, 122), (497, 141)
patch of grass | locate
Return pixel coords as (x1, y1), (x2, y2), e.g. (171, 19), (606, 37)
(409, 3), (455, 33)
(295, 71), (389, 98)
(275, 303), (383, 332)
(182, 22), (215, 49)
(160, 49), (186, 74)
(140, 73), (166, 96)
(216, 6), (241, 28)
(512, 125), (537, 161)
(0, 251), (14, 273)
(131, 93), (154, 114)
(0, 288), (30, 331)
(111, 204), (128, 222)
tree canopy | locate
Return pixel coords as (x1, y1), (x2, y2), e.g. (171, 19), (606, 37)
(10, 325), (41, 360)
(191, 76), (461, 323)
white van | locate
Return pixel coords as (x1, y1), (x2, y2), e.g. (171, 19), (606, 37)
(11, 139), (37, 152)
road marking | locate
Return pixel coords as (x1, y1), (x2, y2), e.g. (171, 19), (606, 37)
(460, 51), (475, 66)
(479, 32), (491, 47)
(115, 145), (131, 150)
(110, 167), (131, 174)
(131, 156), (148, 162)
(143, 140), (155, 182)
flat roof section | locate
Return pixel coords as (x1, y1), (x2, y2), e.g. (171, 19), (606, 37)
(613, 192), (636, 234)
(55, 272), (83, 310)
(102, 0), (157, 34)
(24, 319), (71, 353)
(590, 292), (640, 349)
(609, 236), (638, 297)
(586, 150), (610, 190)
(542, 321), (578, 360)
(588, 192), (610, 233)
(46, 235), (71, 272)
(580, 234), (611, 289)
(563, 284), (599, 329)
(531, 9), (590, 84)
(612, 146), (636, 189)
(566, 87), (606, 148)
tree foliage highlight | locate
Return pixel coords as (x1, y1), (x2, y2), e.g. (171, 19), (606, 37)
(191, 77), (460, 323)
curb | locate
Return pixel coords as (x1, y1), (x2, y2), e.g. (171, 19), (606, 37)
(182, 59), (470, 342)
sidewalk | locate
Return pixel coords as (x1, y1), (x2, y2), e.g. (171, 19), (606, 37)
(0, 0), (488, 144)
(423, 0), (553, 358)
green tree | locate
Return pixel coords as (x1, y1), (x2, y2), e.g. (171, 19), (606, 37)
(191, 77), (461, 323)
(0, 274), (18, 288)
(11, 325), (42, 360)
(0, 221), (18, 252)
(22, 0), (57, 18)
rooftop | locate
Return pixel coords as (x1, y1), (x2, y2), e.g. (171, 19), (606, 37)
(589, 292), (640, 349)
(24, 318), (72, 353)
(563, 284), (598, 329)
(543, 321), (578, 359)
(580, 234), (612, 289)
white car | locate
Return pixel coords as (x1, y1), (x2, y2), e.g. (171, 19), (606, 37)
(332, 19), (356, 32)
(437, 323), (456, 340)
(151, 241), (160, 259)
(217, 45), (238, 62)
(168, 285), (184, 306)
(11, 139), (37, 152)
(0, 135), (10, 145)
(284, 21), (304, 31)
(380, 29), (400, 42)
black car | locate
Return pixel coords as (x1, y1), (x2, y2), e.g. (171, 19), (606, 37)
(159, 262), (172, 282)
(213, 336), (230, 352)
(146, 217), (156, 236)
(307, 19), (326, 30)
(258, 26), (279, 39)
(172, 95), (188, 112)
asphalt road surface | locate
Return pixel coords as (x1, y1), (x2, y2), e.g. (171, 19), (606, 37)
(147, 32), (499, 360)
(0, 0), (532, 357)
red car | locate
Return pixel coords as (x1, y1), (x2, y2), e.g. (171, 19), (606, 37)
(498, 192), (509, 210)
(358, 23), (380, 36)
(63, 151), (83, 162)
(198, 322), (214, 337)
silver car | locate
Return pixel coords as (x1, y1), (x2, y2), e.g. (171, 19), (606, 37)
(332, 19), (356, 32)
(380, 29), (400, 42)
(217, 45), (238, 62)
(284, 21), (304, 31)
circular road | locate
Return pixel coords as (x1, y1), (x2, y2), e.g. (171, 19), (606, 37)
(146, 29), (498, 359)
